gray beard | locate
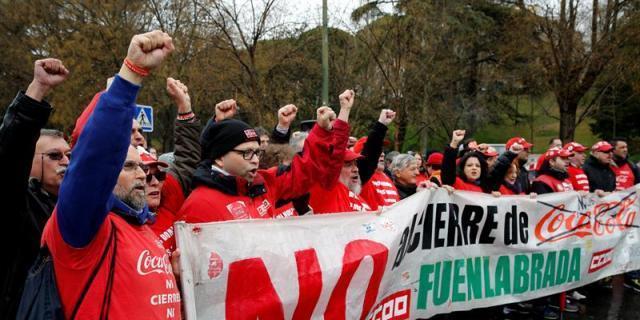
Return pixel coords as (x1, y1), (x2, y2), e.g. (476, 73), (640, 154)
(114, 184), (146, 211)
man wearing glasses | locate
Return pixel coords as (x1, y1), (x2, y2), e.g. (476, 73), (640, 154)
(179, 92), (353, 222)
(0, 58), (69, 318)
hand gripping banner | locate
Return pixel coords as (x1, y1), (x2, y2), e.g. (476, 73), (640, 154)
(176, 185), (640, 319)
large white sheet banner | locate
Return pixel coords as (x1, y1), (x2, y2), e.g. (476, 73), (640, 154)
(176, 186), (640, 319)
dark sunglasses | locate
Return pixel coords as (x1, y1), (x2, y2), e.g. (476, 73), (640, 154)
(123, 160), (150, 174)
(146, 170), (167, 183)
(231, 148), (264, 160)
(41, 150), (71, 161)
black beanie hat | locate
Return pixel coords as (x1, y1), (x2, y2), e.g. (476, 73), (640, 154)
(200, 119), (260, 160)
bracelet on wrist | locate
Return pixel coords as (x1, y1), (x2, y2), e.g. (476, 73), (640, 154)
(124, 58), (150, 77)
(178, 110), (194, 116)
(177, 112), (195, 121)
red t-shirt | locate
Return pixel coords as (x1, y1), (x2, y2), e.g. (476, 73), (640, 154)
(43, 213), (182, 319)
(567, 165), (590, 192)
(359, 171), (400, 210)
(309, 183), (371, 214)
(612, 162), (636, 190)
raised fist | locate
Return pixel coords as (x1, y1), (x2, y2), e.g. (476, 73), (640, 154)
(378, 109), (396, 126)
(126, 30), (174, 70)
(215, 99), (237, 122)
(316, 106), (336, 131)
(339, 90), (355, 110)
(26, 58), (69, 101)
(166, 77), (191, 114)
(277, 104), (298, 128)
(450, 130), (466, 148)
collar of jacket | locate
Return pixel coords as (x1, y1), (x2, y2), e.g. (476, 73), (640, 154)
(586, 155), (611, 169)
(613, 155), (628, 167)
(110, 195), (155, 225)
(192, 160), (267, 197)
(539, 167), (569, 181)
(28, 178), (57, 205)
(502, 180), (522, 194)
(395, 181), (417, 197)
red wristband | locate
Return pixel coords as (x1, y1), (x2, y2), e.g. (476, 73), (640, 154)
(124, 58), (150, 77)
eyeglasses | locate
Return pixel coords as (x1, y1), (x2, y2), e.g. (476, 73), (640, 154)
(123, 160), (149, 174)
(231, 148), (264, 160)
(40, 150), (71, 161)
(146, 170), (166, 183)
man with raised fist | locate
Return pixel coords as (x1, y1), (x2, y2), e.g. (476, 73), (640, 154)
(0, 58), (69, 319)
(179, 88), (349, 221)
(42, 30), (182, 319)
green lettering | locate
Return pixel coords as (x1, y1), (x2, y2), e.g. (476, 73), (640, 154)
(542, 251), (557, 288)
(466, 257), (483, 300)
(418, 264), (435, 309)
(494, 255), (511, 296)
(434, 261), (452, 306)
(483, 256), (495, 298)
(555, 250), (569, 285)
(567, 248), (581, 282)
(530, 253), (544, 291)
(513, 254), (530, 294)
(452, 259), (466, 302)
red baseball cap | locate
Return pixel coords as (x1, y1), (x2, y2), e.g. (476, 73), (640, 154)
(137, 146), (168, 168)
(506, 137), (533, 150)
(426, 152), (443, 166)
(545, 147), (572, 159)
(591, 141), (613, 152)
(344, 149), (364, 162)
(563, 142), (586, 153)
(482, 147), (499, 157)
(352, 137), (391, 154)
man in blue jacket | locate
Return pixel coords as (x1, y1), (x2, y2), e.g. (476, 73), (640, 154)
(42, 30), (183, 319)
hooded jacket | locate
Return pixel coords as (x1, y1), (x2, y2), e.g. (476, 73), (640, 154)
(179, 120), (349, 222)
(582, 155), (616, 192)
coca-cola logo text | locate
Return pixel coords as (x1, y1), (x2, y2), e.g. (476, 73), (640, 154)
(137, 250), (172, 276)
(535, 194), (638, 244)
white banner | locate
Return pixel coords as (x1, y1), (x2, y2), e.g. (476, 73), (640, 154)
(176, 186), (640, 319)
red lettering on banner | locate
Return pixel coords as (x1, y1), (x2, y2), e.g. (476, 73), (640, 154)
(225, 239), (389, 319)
(589, 248), (614, 273)
(366, 290), (411, 320)
(226, 258), (285, 320)
(292, 249), (322, 320)
(325, 239), (389, 320)
(535, 195), (637, 243)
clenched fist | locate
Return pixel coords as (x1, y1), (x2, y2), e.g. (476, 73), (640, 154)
(26, 58), (69, 101)
(339, 90), (355, 110)
(127, 30), (174, 70)
(277, 104), (298, 129)
(316, 106), (336, 131)
(378, 109), (396, 126)
(215, 99), (237, 122)
(450, 130), (466, 148)
(166, 78), (191, 114)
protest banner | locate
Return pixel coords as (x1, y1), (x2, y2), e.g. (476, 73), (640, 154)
(176, 186), (640, 319)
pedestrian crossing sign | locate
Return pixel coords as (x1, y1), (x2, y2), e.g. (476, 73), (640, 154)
(135, 104), (153, 132)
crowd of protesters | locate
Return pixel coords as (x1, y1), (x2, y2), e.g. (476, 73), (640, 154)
(1, 30), (639, 320)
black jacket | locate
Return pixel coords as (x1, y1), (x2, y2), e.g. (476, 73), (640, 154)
(531, 168), (570, 195)
(395, 182), (417, 200)
(489, 151), (518, 192)
(583, 156), (616, 192)
(0, 92), (54, 318)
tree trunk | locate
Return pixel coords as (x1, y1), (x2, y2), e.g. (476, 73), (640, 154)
(557, 96), (578, 142)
